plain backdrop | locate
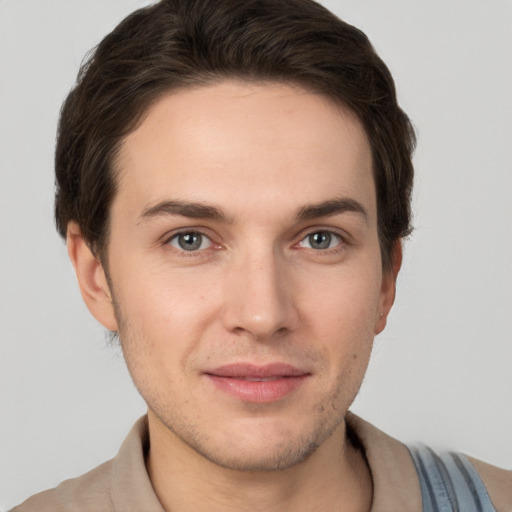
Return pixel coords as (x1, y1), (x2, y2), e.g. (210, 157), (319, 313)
(1, 0), (511, 508)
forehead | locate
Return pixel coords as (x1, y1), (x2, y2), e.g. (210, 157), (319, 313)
(114, 80), (375, 223)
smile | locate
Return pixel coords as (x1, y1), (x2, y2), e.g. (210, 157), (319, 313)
(204, 363), (310, 403)
(237, 376), (281, 382)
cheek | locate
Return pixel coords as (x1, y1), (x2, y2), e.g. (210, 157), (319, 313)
(299, 262), (381, 366)
(302, 262), (382, 329)
(116, 254), (213, 313)
(112, 262), (224, 357)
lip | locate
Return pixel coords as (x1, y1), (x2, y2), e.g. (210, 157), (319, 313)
(204, 363), (310, 403)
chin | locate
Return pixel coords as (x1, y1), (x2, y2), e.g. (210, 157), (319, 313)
(175, 413), (344, 472)
(192, 433), (323, 472)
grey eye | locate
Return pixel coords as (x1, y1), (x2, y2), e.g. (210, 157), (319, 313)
(169, 232), (211, 251)
(309, 232), (331, 249)
(300, 231), (342, 250)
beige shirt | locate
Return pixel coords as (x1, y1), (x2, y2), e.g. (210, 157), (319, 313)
(13, 414), (512, 511)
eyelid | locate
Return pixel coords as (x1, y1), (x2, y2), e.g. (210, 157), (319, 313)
(298, 225), (349, 241)
(301, 230), (341, 246)
(168, 232), (212, 251)
(293, 226), (352, 254)
(161, 227), (221, 252)
(159, 225), (350, 253)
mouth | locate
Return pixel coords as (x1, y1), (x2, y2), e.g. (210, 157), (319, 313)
(204, 363), (310, 403)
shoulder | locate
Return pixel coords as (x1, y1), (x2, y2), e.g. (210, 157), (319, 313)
(346, 413), (512, 512)
(467, 456), (512, 512)
(408, 444), (512, 512)
(11, 459), (115, 512)
(11, 416), (163, 512)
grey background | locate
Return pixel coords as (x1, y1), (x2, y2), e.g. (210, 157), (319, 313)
(1, 0), (511, 508)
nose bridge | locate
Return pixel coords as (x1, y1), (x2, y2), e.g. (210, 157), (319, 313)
(222, 243), (296, 339)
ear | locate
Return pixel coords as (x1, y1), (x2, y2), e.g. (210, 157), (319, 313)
(374, 240), (402, 335)
(66, 222), (119, 331)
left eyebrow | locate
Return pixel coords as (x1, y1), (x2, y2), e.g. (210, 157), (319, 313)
(295, 197), (368, 223)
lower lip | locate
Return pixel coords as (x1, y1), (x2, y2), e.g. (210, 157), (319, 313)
(206, 375), (308, 403)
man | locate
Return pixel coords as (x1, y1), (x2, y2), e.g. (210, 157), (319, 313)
(11, 0), (511, 510)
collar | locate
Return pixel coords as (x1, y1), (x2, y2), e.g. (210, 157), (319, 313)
(346, 413), (422, 511)
(110, 413), (422, 511)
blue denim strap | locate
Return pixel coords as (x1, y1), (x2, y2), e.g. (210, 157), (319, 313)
(408, 444), (497, 512)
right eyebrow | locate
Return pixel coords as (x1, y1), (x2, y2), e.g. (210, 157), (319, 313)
(138, 200), (234, 225)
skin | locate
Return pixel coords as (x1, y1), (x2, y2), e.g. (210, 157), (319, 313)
(68, 81), (400, 511)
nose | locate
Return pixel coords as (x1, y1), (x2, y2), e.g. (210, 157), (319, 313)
(221, 249), (298, 340)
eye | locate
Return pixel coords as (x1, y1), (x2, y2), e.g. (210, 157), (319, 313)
(168, 231), (212, 252)
(299, 231), (343, 250)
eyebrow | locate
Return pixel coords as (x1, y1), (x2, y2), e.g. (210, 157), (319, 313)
(138, 197), (367, 224)
(295, 198), (368, 222)
(139, 200), (233, 224)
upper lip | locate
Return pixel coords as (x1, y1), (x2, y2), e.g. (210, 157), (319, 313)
(205, 363), (309, 378)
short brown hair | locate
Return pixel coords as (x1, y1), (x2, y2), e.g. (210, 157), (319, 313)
(55, 0), (415, 271)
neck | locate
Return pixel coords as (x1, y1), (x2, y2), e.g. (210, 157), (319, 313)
(146, 411), (373, 512)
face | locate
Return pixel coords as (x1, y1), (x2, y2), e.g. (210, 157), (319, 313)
(86, 81), (396, 471)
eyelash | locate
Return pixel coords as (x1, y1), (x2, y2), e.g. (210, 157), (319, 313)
(164, 230), (218, 256)
(296, 230), (345, 252)
(163, 227), (348, 256)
